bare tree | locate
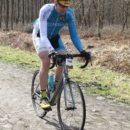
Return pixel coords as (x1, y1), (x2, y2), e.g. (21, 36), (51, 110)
(22, 0), (25, 25)
(16, 0), (20, 24)
(6, 0), (9, 28)
(97, 0), (101, 37)
(100, 0), (105, 29)
(11, 0), (14, 29)
(121, 0), (130, 32)
(81, 0), (92, 29)
(0, 0), (130, 32)
(0, 0), (3, 28)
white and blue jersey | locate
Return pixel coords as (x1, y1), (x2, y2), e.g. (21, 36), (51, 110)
(32, 4), (83, 52)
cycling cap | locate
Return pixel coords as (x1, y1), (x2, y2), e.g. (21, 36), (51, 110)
(56, 0), (70, 7)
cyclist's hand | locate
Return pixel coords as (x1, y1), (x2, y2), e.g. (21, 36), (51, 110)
(80, 50), (91, 62)
(80, 50), (86, 56)
(80, 50), (86, 61)
(80, 50), (90, 57)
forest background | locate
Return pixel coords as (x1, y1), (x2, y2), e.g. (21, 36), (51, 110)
(0, 0), (130, 35)
(0, 0), (130, 103)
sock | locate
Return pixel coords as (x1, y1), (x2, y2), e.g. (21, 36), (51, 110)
(40, 90), (47, 98)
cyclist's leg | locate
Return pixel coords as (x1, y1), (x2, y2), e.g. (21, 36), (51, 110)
(38, 51), (50, 91)
(54, 38), (66, 82)
(55, 50), (66, 81)
(31, 70), (47, 117)
(33, 36), (51, 109)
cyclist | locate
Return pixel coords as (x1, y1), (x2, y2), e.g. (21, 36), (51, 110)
(32, 0), (86, 109)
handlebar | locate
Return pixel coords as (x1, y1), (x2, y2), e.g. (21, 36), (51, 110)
(48, 52), (92, 69)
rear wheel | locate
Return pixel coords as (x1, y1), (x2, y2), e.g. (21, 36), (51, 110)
(31, 69), (47, 118)
(57, 80), (86, 130)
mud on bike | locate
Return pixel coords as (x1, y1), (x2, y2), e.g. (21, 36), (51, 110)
(31, 51), (92, 130)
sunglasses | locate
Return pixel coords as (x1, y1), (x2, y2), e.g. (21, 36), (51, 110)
(58, 2), (68, 8)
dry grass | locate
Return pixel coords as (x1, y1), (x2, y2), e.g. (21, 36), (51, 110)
(0, 29), (130, 75)
(0, 30), (34, 52)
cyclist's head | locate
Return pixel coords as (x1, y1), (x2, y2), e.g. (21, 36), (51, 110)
(55, 0), (70, 7)
(54, 0), (70, 15)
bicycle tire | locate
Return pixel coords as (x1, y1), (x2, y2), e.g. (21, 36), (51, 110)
(31, 69), (47, 118)
(57, 80), (86, 130)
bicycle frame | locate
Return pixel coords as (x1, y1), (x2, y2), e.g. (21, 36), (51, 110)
(49, 60), (76, 110)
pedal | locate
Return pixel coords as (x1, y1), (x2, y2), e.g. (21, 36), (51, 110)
(44, 107), (52, 112)
(65, 107), (77, 111)
(51, 103), (56, 106)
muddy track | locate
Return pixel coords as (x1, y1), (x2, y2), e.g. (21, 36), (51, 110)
(0, 61), (130, 130)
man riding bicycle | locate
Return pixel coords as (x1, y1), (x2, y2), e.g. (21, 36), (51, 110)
(32, 0), (86, 109)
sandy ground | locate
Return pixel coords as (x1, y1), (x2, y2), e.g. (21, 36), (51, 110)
(0, 61), (130, 130)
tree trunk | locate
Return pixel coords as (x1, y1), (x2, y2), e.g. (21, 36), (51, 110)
(11, 0), (14, 30)
(27, 0), (30, 23)
(16, 0), (20, 24)
(100, 0), (105, 29)
(22, 0), (25, 25)
(6, 0), (9, 28)
(80, 0), (92, 29)
(0, 0), (3, 28)
(35, 0), (38, 19)
(121, 1), (130, 32)
(97, 0), (101, 37)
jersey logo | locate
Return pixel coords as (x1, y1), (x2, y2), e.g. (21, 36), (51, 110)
(51, 15), (55, 18)
(60, 16), (65, 21)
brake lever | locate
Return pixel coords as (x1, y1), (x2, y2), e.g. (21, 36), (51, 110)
(80, 52), (92, 68)
(48, 52), (57, 69)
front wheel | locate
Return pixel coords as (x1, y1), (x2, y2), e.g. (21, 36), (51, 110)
(57, 80), (86, 130)
(31, 69), (47, 118)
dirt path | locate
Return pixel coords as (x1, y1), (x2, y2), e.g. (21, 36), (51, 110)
(0, 61), (130, 130)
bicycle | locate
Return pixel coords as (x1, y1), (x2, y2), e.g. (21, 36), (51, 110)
(31, 52), (92, 130)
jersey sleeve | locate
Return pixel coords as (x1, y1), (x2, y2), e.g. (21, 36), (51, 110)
(68, 9), (83, 51)
(39, 5), (54, 51)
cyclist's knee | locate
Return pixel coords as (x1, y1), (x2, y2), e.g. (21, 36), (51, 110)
(42, 60), (50, 69)
(57, 50), (66, 54)
(38, 51), (50, 69)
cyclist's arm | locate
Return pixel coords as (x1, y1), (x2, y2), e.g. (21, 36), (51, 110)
(68, 9), (83, 52)
(39, 6), (54, 52)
